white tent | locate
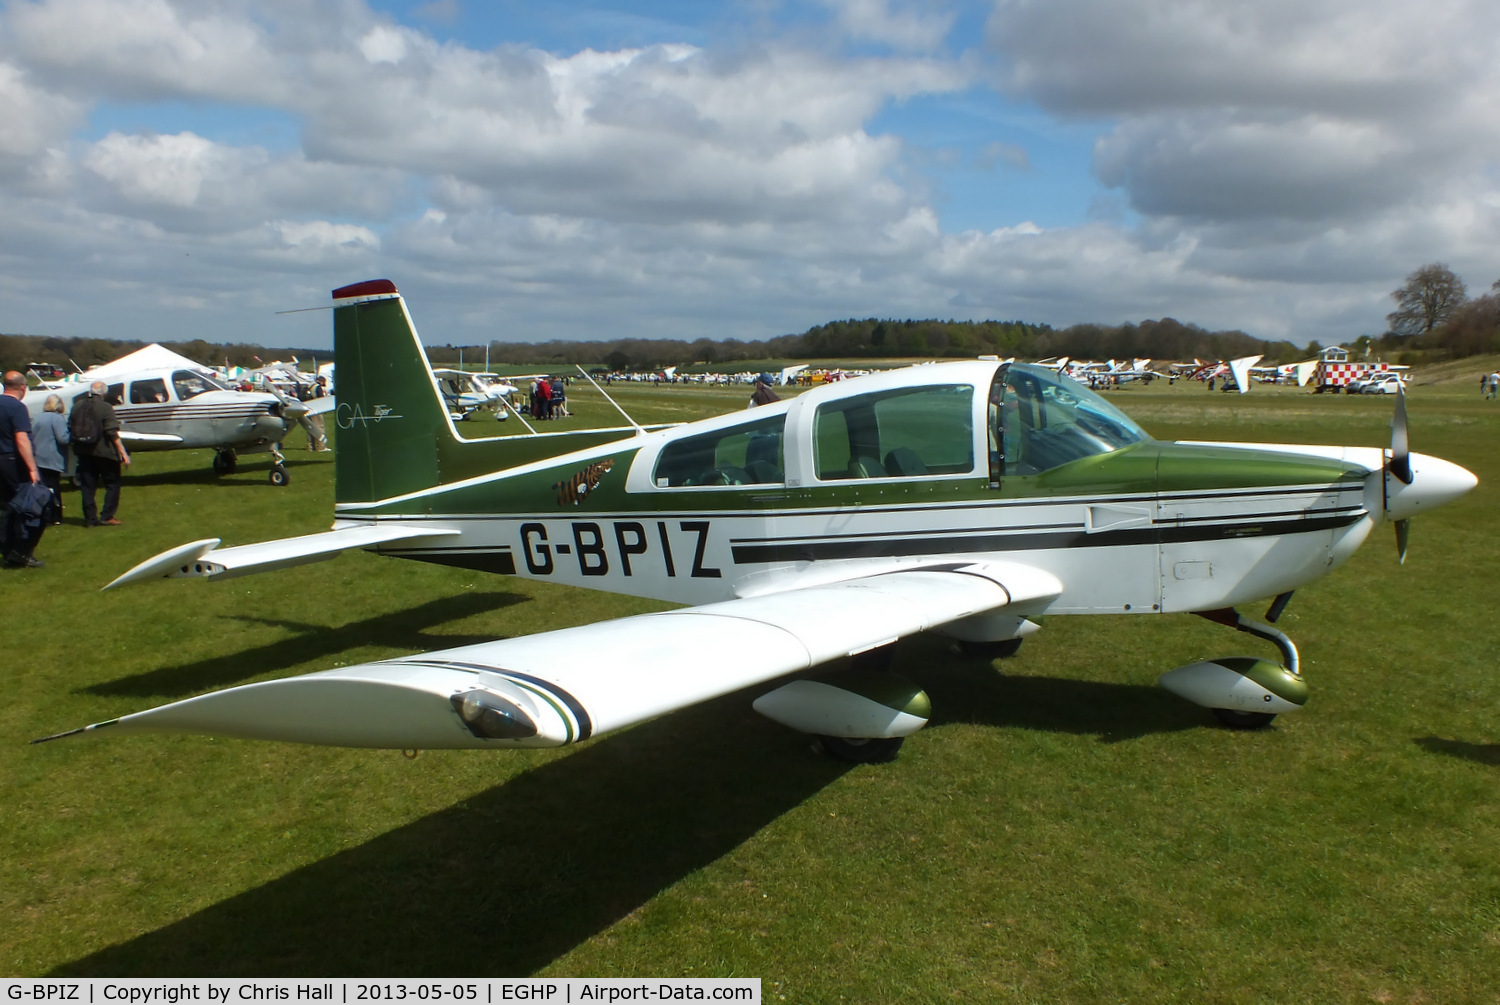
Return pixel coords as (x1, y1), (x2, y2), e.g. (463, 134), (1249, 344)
(77, 344), (215, 381)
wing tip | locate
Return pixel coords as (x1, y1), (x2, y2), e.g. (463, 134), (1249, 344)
(31, 719), (119, 744)
(103, 538), (222, 591)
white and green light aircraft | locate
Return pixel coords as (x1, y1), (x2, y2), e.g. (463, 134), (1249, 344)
(38, 279), (1477, 761)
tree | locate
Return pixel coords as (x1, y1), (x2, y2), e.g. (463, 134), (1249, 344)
(1438, 294), (1500, 357)
(1388, 263), (1467, 335)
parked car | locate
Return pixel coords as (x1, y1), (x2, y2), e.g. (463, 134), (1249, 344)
(1361, 373), (1408, 395)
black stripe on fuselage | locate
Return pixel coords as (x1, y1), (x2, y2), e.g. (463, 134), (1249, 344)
(332, 480), (1365, 525)
(728, 511), (1365, 564)
(384, 547), (518, 575)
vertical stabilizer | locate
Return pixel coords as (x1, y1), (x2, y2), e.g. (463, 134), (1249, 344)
(332, 280), (452, 503)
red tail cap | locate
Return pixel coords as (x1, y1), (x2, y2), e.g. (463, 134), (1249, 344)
(331, 279), (398, 299)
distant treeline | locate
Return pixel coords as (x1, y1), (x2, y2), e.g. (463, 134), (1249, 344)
(3, 317), (1311, 376)
(0, 335), (328, 376)
(425, 316), (1310, 371)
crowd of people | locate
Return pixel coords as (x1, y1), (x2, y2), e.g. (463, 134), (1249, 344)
(528, 376), (569, 420)
(1, 372), (132, 570)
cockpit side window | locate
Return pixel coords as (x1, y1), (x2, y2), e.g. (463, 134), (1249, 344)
(814, 384), (975, 480)
(129, 378), (167, 404)
(172, 370), (221, 399)
(654, 413), (786, 487)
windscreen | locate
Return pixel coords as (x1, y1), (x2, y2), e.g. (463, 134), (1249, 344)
(998, 363), (1151, 474)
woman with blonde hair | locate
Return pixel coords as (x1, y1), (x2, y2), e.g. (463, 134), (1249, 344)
(32, 393), (70, 526)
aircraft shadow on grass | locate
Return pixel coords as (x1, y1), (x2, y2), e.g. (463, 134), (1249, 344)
(899, 639), (1208, 742)
(52, 692), (853, 977)
(84, 591), (529, 699)
(117, 458), (324, 489)
(57, 643), (1203, 976)
(1414, 735), (1500, 767)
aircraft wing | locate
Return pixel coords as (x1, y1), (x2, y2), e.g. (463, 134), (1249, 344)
(50, 560), (1061, 749)
(306, 395), (337, 416)
(103, 523), (461, 590)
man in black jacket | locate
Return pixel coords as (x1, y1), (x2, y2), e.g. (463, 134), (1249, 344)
(72, 381), (131, 527)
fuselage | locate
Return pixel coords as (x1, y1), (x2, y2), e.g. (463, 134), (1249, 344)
(30, 368), (298, 453)
(329, 360), (1420, 617)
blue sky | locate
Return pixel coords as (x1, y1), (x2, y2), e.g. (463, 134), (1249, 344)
(2, 0), (1498, 350)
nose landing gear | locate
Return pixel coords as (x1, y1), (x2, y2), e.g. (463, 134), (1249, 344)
(1159, 607), (1308, 729)
(211, 445), (290, 486)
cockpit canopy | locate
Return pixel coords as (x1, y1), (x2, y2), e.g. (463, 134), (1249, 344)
(997, 363), (1151, 475)
(645, 360), (1151, 490)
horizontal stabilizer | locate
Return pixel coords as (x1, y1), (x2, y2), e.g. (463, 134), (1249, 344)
(56, 561), (1058, 748)
(104, 523), (460, 590)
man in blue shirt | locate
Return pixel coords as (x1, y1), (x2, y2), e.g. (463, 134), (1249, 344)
(0, 370), (44, 568)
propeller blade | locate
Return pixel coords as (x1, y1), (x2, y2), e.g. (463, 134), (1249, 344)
(1395, 519), (1410, 565)
(1389, 389), (1412, 484)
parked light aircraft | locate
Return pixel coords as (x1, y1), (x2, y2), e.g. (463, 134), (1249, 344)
(38, 279), (1477, 762)
(27, 345), (327, 486)
(431, 368), (515, 421)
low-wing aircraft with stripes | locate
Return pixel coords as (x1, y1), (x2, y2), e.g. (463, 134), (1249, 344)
(29, 353), (327, 486)
(37, 279), (1476, 761)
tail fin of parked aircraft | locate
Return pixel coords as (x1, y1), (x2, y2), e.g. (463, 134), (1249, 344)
(331, 280), (645, 506)
(332, 280), (451, 503)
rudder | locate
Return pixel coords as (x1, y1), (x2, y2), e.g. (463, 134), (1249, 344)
(332, 280), (453, 503)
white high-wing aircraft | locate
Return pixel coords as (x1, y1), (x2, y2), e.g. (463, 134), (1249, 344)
(38, 279), (1477, 762)
(27, 345), (326, 486)
(431, 368), (515, 421)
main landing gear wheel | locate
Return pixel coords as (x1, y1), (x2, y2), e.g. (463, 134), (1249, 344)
(1212, 708), (1277, 730)
(817, 735), (905, 764)
(212, 450), (237, 475)
(954, 637), (1023, 660)
(269, 465), (290, 487)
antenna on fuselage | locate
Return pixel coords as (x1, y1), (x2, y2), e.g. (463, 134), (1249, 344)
(575, 365), (645, 434)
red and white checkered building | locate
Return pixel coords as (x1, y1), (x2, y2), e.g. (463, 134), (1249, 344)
(1318, 361), (1393, 389)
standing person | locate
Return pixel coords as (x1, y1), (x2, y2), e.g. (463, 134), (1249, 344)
(1, 371), (44, 567)
(533, 376), (551, 419)
(71, 380), (130, 527)
(749, 373), (781, 408)
(32, 393), (70, 526)
(1490, 372), (1500, 400)
(549, 377), (566, 419)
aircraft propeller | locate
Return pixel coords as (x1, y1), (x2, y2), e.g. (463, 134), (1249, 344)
(1376, 386), (1476, 564)
(1388, 389), (1412, 564)
(266, 383), (310, 423)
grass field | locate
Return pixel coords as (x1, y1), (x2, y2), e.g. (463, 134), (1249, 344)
(3, 377), (1498, 1001)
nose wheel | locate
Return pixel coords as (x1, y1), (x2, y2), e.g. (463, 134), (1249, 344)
(269, 442), (289, 486)
(1159, 607), (1308, 728)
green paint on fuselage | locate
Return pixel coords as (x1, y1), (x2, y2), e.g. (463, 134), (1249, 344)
(346, 440), (1361, 521)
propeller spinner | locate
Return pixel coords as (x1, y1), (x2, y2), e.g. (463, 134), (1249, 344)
(1379, 387), (1475, 563)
